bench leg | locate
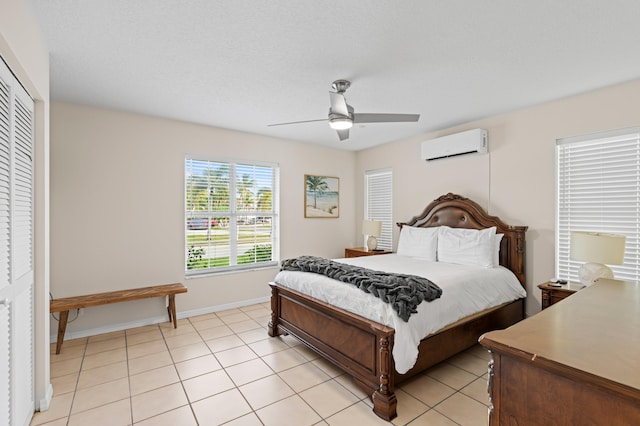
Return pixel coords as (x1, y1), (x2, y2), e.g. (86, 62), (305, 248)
(56, 310), (70, 354)
(168, 295), (177, 329)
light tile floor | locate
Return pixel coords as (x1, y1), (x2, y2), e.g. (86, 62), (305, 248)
(32, 302), (492, 426)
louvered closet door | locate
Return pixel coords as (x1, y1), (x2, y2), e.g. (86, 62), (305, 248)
(0, 57), (35, 426)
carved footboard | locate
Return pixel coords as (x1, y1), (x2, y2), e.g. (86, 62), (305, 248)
(268, 283), (398, 420)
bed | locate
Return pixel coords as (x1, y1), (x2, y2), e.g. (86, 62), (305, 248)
(268, 193), (527, 420)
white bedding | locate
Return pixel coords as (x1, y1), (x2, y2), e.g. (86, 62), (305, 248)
(273, 253), (526, 374)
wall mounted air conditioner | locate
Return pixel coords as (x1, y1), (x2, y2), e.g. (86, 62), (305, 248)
(421, 128), (488, 161)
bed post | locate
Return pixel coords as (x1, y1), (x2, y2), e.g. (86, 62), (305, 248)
(372, 335), (397, 420)
(268, 284), (280, 337)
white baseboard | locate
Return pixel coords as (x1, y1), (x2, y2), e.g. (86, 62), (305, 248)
(181, 295), (270, 319)
(50, 295), (270, 343)
(37, 383), (53, 411)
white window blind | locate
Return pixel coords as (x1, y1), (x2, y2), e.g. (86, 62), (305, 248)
(365, 169), (392, 251)
(185, 157), (279, 275)
(557, 127), (640, 283)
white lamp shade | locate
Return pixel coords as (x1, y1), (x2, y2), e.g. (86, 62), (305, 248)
(570, 231), (626, 265)
(362, 220), (382, 237)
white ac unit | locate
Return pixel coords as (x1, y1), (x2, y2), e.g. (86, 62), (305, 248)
(421, 128), (488, 161)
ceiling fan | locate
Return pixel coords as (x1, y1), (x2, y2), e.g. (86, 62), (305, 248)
(268, 80), (420, 141)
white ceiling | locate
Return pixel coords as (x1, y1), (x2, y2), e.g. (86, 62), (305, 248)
(29, 0), (640, 151)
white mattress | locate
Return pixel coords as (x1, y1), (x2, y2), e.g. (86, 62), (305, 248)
(273, 253), (526, 374)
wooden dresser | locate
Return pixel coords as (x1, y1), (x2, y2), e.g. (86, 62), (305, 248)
(480, 279), (640, 425)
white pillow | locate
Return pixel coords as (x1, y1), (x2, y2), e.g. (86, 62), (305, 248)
(396, 226), (438, 261)
(437, 226), (498, 268)
(494, 233), (504, 267)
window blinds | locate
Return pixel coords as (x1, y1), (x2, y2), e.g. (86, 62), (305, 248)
(185, 157), (278, 275)
(365, 169), (392, 251)
(557, 128), (640, 283)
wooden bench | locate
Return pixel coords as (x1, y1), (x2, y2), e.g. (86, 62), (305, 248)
(50, 283), (188, 354)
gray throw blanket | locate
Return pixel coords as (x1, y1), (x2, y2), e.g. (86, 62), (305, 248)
(280, 256), (442, 322)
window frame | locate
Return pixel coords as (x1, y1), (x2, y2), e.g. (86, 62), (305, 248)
(184, 156), (279, 276)
(364, 168), (393, 251)
(556, 126), (640, 283)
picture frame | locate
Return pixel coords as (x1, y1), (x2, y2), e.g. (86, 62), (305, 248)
(304, 174), (340, 218)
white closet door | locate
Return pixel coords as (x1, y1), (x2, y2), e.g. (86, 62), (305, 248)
(0, 57), (35, 426)
(0, 60), (12, 426)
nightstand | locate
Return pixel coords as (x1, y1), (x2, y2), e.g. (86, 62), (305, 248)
(344, 247), (392, 258)
(538, 281), (585, 309)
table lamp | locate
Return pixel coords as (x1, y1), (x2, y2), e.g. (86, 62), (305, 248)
(570, 231), (626, 286)
(362, 220), (382, 251)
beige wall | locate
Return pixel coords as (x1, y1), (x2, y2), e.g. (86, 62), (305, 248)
(1, 0), (52, 410)
(50, 102), (357, 336)
(356, 78), (640, 316)
(51, 79), (640, 333)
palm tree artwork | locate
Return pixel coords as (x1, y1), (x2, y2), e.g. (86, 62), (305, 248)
(305, 175), (339, 218)
(306, 175), (328, 209)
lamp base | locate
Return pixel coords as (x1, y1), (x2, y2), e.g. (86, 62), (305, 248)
(578, 262), (613, 286)
(366, 235), (378, 252)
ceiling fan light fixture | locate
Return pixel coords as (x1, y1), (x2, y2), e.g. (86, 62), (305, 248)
(268, 79), (419, 141)
(329, 117), (353, 130)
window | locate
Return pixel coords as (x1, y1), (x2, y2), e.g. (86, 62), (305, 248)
(556, 127), (640, 283)
(365, 169), (392, 251)
(185, 157), (278, 275)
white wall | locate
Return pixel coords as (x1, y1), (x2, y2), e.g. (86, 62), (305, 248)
(356, 78), (640, 317)
(50, 77), (640, 333)
(50, 102), (357, 336)
(1, 0), (52, 410)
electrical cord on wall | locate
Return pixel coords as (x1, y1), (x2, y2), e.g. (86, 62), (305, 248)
(49, 292), (80, 323)
(487, 151), (492, 211)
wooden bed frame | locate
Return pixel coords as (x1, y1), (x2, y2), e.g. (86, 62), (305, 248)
(268, 193), (527, 420)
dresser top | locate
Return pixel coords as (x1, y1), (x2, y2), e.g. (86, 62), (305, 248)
(481, 279), (640, 391)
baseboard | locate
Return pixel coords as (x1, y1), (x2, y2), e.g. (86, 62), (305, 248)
(49, 295), (270, 342)
(181, 295), (270, 319)
(37, 383), (53, 411)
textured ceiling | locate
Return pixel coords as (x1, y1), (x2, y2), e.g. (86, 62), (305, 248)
(29, 0), (640, 151)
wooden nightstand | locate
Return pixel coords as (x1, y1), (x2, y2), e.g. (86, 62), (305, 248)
(538, 281), (585, 309)
(344, 247), (392, 258)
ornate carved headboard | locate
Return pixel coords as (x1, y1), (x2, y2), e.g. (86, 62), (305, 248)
(397, 193), (527, 287)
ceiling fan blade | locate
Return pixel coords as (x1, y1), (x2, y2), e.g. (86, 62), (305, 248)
(329, 92), (349, 116)
(353, 113), (420, 124)
(267, 118), (328, 127)
(336, 128), (350, 141)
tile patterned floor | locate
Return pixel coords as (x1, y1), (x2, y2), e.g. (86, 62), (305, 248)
(32, 302), (492, 426)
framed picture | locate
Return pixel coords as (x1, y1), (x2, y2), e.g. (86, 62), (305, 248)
(304, 174), (339, 218)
